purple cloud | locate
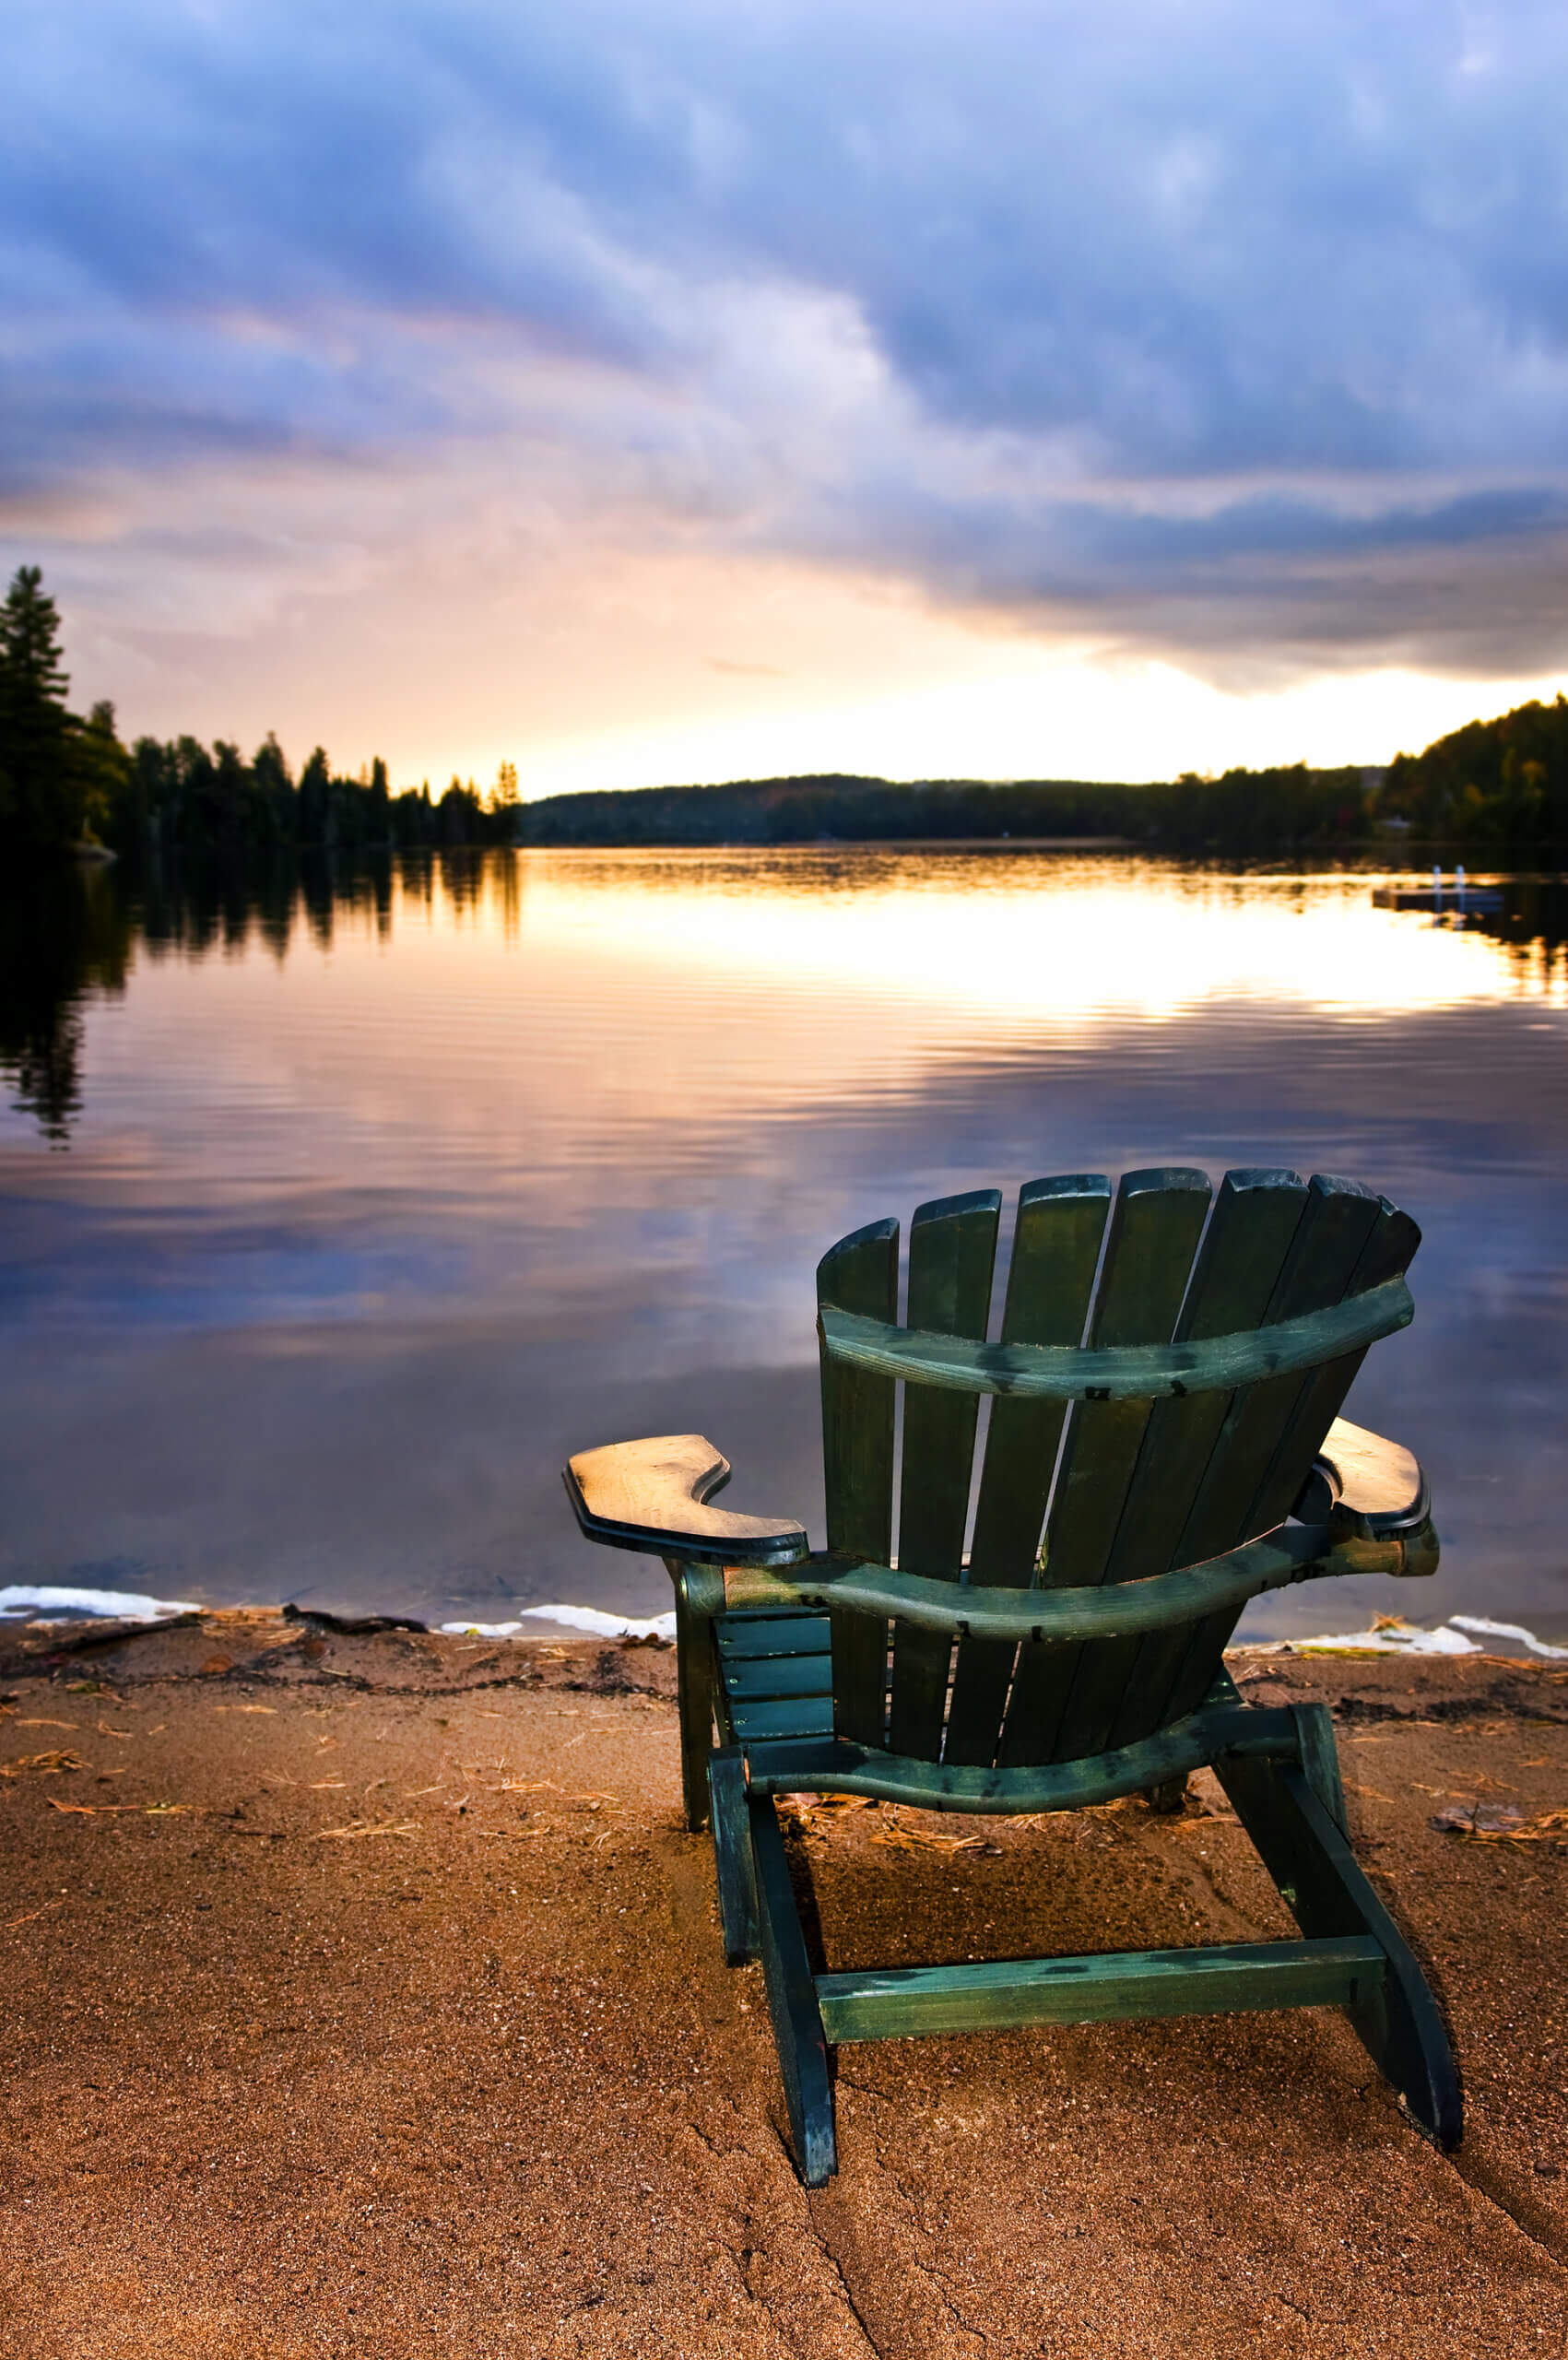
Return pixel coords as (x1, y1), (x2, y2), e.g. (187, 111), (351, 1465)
(6, 0), (1568, 680)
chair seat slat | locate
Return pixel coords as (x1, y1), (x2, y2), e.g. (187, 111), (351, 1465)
(723, 1654), (834, 1701)
(717, 1613), (833, 1659)
(728, 1693), (836, 1742)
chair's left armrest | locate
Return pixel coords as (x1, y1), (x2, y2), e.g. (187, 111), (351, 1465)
(1294, 1416), (1432, 1543)
(563, 1434), (809, 1567)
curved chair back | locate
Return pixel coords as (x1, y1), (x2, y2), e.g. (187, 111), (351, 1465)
(816, 1166), (1420, 1768)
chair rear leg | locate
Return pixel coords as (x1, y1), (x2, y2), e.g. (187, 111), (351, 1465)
(748, 1794), (837, 2186)
(1215, 1728), (1461, 2149)
(708, 1747), (760, 1964)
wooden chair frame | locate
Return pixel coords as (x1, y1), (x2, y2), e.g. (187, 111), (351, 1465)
(564, 1168), (1460, 2184)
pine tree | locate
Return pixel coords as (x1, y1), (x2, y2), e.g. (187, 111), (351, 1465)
(0, 564), (77, 850)
(298, 747), (331, 844)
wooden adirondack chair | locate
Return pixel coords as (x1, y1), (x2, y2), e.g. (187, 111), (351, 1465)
(564, 1167), (1459, 2184)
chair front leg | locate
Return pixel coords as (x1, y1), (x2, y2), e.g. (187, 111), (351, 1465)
(669, 1559), (725, 1833)
(708, 1745), (760, 1963)
(749, 1792), (837, 2186)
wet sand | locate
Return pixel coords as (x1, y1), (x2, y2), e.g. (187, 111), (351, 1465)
(3, 1610), (1567, 2356)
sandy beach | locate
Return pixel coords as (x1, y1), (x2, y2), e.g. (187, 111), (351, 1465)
(4, 1608), (1567, 2357)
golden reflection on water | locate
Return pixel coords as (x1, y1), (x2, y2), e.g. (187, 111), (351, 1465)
(47, 849), (1555, 1196)
(503, 850), (1565, 1023)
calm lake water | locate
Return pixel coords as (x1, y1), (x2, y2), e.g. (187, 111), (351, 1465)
(3, 847), (1564, 1643)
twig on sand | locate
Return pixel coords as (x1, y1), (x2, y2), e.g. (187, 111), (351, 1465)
(46, 1798), (195, 1816)
(313, 1818), (421, 1841)
(3, 1749), (90, 1776)
(6, 1898), (65, 1929)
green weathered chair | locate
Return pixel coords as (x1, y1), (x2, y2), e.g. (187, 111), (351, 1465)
(565, 1168), (1458, 2183)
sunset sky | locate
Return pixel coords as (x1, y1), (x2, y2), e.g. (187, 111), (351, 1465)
(7, 1), (1568, 796)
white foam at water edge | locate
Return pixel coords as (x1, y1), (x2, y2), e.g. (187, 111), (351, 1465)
(0, 1584), (201, 1622)
(1447, 1614), (1568, 1660)
(1296, 1622), (1480, 1656)
(1295, 1615), (1568, 1658)
(439, 1605), (678, 1643)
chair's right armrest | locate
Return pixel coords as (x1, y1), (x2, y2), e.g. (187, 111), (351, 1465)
(563, 1434), (809, 1567)
(1294, 1416), (1432, 1542)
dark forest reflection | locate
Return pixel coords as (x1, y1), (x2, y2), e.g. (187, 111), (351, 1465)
(1463, 871), (1568, 970)
(1, 847), (520, 1141)
(0, 864), (131, 1141)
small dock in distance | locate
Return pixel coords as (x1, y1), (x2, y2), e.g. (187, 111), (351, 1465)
(1373, 869), (1504, 915)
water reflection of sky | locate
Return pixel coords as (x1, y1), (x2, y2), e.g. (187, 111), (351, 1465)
(1, 850), (1563, 1639)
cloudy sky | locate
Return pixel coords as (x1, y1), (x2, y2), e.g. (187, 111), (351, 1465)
(7, 0), (1568, 792)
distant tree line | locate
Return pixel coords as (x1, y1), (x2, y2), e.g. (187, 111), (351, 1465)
(513, 765), (1375, 853)
(115, 738), (520, 856)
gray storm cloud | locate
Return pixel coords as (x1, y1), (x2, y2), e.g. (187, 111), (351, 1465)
(6, 0), (1568, 679)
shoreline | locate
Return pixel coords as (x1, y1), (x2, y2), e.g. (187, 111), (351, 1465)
(5, 1607), (1568, 2352)
(7, 1586), (1568, 1672)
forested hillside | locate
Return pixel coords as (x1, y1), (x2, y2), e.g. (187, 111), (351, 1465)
(1383, 695), (1568, 844)
(513, 764), (1371, 852)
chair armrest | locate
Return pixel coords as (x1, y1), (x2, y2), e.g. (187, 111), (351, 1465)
(1294, 1416), (1432, 1540)
(563, 1434), (809, 1567)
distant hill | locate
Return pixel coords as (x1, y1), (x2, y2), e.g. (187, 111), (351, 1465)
(514, 766), (1373, 852)
(515, 773), (1136, 845)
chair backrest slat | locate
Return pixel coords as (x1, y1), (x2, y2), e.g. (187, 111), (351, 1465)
(817, 1217), (899, 1745)
(943, 1174), (1112, 1768)
(887, 1190), (1001, 1758)
(996, 1169), (1210, 1764)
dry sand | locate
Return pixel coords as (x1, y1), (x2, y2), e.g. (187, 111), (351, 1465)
(3, 1608), (1568, 2357)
